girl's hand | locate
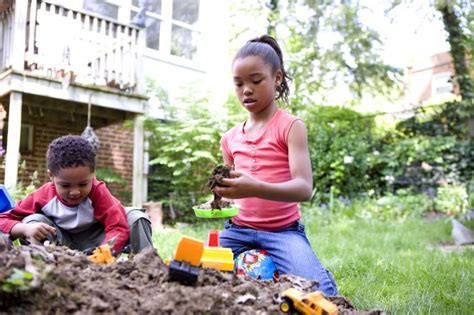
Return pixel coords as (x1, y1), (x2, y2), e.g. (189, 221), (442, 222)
(213, 170), (260, 199)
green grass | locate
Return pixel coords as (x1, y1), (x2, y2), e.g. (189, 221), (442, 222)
(152, 212), (474, 314)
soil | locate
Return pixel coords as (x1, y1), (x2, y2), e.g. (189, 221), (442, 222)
(207, 165), (232, 210)
(0, 238), (385, 314)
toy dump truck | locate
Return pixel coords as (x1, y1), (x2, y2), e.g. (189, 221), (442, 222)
(86, 236), (118, 265)
(168, 235), (234, 284)
(169, 236), (203, 284)
(279, 288), (338, 315)
(87, 244), (115, 264)
(201, 246), (234, 271)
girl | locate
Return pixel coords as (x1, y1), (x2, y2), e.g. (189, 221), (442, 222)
(214, 35), (338, 296)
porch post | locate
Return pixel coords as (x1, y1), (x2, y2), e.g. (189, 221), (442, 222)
(4, 0), (28, 190)
(132, 114), (145, 207)
(4, 92), (22, 190)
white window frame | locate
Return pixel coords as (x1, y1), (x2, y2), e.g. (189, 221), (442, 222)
(129, 0), (202, 67)
(431, 72), (453, 96)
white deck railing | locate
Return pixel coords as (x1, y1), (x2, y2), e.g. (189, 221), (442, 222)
(2, 0), (144, 92)
(0, 1), (15, 71)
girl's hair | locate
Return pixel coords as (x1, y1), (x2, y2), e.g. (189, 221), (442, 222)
(234, 34), (292, 104)
(47, 135), (96, 175)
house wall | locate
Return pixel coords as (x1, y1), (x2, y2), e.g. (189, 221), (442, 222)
(406, 52), (456, 105)
(95, 122), (134, 202)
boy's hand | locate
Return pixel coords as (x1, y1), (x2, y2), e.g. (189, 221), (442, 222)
(22, 223), (56, 242)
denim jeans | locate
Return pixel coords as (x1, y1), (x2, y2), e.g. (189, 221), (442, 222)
(220, 220), (338, 296)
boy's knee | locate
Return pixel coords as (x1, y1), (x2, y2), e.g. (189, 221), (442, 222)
(22, 213), (54, 226)
(125, 207), (151, 227)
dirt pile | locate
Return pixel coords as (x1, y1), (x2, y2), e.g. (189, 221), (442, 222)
(0, 240), (383, 314)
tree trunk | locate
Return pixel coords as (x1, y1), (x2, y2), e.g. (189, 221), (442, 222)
(437, 2), (474, 136)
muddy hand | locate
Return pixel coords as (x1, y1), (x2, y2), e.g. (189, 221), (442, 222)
(27, 223), (56, 242)
(214, 171), (260, 199)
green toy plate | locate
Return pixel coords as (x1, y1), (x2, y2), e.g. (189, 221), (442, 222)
(193, 205), (239, 218)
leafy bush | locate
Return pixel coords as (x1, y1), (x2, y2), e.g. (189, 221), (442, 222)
(145, 94), (245, 220)
(304, 105), (375, 203)
(434, 184), (469, 216)
(312, 190), (433, 222)
(95, 168), (130, 204)
(8, 161), (40, 201)
(371, 101), (474, 195)
(370, 135), (460, 191)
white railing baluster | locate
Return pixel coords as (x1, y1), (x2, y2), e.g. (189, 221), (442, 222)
(129, 27), (137, 90)
(0, 13), (4, 68)
(4, 7), (12, 68)
(26, 0), (37, 66)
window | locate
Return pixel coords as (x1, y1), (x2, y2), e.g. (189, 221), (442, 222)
(431, 72), (453, 96)
(82, 0), (201, 62)
(83, 0), (120, 19)
(130, 0), (201, 61)
(171, 0), (200, 60)
(2, 124), (34, 154)
(171, 24), (198, 59)
(19, 125), (34, 153)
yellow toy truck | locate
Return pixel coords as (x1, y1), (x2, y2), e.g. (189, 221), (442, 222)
(279, 288), (338, 315)
(86, 236), (118, 265)
(87, 244), (115, 265)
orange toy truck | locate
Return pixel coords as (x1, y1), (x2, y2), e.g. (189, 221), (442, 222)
(168, 236), (235, 285)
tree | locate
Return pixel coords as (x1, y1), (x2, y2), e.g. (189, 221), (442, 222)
(435, 0), (474, 137)
(436, 0), (473, 102)
(230, 0), (403, 111)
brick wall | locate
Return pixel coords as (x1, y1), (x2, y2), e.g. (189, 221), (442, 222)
(95, 123), (134, 203)
(0, 114), (134, 204)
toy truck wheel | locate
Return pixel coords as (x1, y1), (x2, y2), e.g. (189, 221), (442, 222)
(279, 298), (293, 313)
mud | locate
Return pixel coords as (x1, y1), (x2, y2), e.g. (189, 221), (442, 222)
(207, 165), (232, 210)
(0, 240), (384, 314)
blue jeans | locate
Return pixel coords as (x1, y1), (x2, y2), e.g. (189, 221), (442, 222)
(220, 220), (338, 296)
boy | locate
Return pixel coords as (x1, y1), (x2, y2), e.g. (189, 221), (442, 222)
(0, 135), (153, 254)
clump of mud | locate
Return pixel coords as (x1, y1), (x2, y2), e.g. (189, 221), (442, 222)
(200, 164), (233, 210)
(0, 239), (384, 314)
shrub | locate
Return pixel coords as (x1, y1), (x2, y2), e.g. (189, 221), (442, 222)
(304, 105), (375, 203)
(309, 190), (433, 222)
(371, 101), (474, 195)
(434, 184), (469, 216)
(145, 94), (245, 221)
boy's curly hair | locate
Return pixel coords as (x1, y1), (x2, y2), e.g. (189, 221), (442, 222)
(47, 135), (96, 175)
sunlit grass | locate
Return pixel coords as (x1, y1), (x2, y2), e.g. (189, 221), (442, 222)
(152, 210), (474, 314)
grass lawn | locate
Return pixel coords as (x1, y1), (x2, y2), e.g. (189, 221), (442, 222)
(152, 210), (474, 314)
